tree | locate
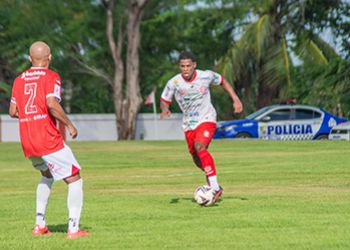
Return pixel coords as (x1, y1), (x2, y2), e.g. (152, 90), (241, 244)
(218, 0), (349, 114)
(0, 0), (149, 139)
(139, 0), (249, 119)
(1, 0), (348, 123)
(0, 58), (16, 113)
(0, 0), (115, 114)
(99, 0), (149, 140)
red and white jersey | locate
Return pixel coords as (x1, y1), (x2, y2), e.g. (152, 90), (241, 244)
(10, 67), (64, 157)
(161, 69), (223, 131)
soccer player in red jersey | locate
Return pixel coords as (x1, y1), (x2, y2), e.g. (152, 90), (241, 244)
(160, 51), (243, 203)
(9, 41), (88, 239)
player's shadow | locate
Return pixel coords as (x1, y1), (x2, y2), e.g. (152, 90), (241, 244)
(170, 197), (193, 204)
(170, 196), (248, 205)
(48, 224), (91, 233)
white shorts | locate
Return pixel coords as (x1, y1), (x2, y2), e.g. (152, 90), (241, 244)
(30, 144), (81, 181)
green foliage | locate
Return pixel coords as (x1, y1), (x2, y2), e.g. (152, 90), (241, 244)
(0, 82), (11, 113)
(217, 0), (349, 116)
(0, 0), (113, 114)
(0, 0), (348, 118)
(140, 4), (240, 114)
(0, 82), (10, 95)
(292, 59), (350, 117)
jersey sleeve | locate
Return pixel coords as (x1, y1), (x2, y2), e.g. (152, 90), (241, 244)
(10, 96), (16, 104)
(10, 89), (16, 105)
(46, 73), (62, 102)
(207, 70), (223, 86)
(10, 77), (19, 105)
(160, 80), (175, 104)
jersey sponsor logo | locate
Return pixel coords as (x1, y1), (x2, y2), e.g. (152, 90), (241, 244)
(199, 77), (210, 80)
(172, 80), (179, 86)
(33, 114), (48, 120)
(188, 111), (199, 117)
(19, 117), (30, 123)
(23, 76), (40, 81)
(267, 124), (313, 135)
(19, 114), (48, 123)
(21, 70), (46, 79)
(179, 89), (188, 95)
(188, 120), (199, 126)
(199, 86), (207, 94)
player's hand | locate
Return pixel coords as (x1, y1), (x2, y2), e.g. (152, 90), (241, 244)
(160, 109), (171, 119)
(233, 99), (243, 113)
(68, 125), (78, 139)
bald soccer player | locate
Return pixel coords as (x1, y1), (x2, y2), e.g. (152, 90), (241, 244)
(9, 41), (88, 239)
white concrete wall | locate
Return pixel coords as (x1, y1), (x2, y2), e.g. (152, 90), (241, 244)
(0, 113), (184, 142)
(65, 114), (118, 141)
(1, 116), (20, 142)
(135, 113), (184, 140)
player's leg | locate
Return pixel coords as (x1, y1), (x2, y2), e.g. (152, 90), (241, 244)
(64, 173), (87, 239)
(191, 154), (203, 169)
(185, 130), (202, 169)
(193, 122), (217, 181)
(194, 141), (219, 189)
(42, 144), (88, 239)
(193, 122), (223, 201)
(30, 157), (54, 235)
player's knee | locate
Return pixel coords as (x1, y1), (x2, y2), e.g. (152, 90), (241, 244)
(194, 141), (206, 152)
(64, 173), (81, 184)
(41, 169), (53, 179)
(192, 155), (202, 168)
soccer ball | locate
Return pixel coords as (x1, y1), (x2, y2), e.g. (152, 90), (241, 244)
(193, 185), (215, 206)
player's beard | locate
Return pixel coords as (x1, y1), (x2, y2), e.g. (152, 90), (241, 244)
(182, 71), (194, 80)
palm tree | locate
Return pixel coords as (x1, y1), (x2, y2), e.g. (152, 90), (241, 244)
(218, 0), (345, 113)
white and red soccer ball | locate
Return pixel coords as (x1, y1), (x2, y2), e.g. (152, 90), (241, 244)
(193, 185), (215, 206)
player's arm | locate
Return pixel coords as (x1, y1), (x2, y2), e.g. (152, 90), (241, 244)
(160, 79), (175, 119)
(221, 78), (243, 114)
(9, 103), (18, 118)
(160, 99), (172, 119)
(46, 96), (78, 139)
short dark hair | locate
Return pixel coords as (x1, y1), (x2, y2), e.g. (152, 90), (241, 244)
(178, 51), (196, 62)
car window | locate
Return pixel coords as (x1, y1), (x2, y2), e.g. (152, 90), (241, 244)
(246, 106), (272, 120)
(314, 111), (321, 118)
(263, 109), (291, 121)
(294, 108), (321, 120)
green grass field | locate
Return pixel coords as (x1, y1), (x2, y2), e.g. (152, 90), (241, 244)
(1, 140), (350, 249)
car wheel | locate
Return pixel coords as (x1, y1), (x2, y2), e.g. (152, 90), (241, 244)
(235, 132), (252, 139)
(315, 134), (328, 140)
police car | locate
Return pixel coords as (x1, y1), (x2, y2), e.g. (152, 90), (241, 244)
(328, 122), (350, 140)
(214, 104), (347, 140)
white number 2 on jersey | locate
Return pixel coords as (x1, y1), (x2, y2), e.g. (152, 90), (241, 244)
(24, 83), (38, 114)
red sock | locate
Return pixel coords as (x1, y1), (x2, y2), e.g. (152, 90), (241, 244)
(197, 149), (216, 177)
